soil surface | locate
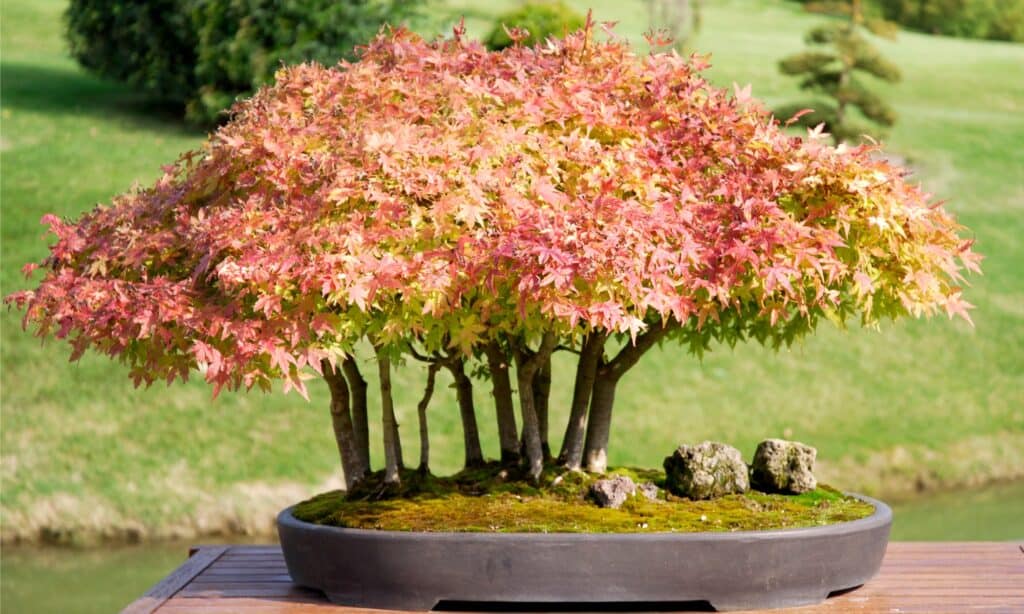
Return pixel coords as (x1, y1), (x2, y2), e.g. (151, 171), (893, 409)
(293, 464), (875, 532)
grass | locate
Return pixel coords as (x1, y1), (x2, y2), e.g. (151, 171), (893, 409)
(292, 465), (874, 533)
(1, 0), (1022, 543)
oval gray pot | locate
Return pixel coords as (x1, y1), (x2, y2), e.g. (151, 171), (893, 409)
(277, 494), (891, 611)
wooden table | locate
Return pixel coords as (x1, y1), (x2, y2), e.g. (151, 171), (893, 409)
(123, 542), (1024, 613)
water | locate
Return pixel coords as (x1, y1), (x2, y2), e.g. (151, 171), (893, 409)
(1, 541), (192, 614)
(2, 482), (1021, 613)
(889, 480), (1024, 541)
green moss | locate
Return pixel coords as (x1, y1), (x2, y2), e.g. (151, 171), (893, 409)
(293, 466), (874, 533)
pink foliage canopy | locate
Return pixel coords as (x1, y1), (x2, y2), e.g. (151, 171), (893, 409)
(7, 25), (980, 397)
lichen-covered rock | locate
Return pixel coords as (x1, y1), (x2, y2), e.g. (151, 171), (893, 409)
(590, 476), (637, 509)
(638, 481), (661, 502)
(663, 442), (749, 500)
(751, 439), (817, 494)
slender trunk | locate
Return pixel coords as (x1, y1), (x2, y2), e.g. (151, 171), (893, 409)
(341, 356), (370, 476)
(533, 353), (552, 460)
(515, 359), (544, 480)
(484, 341), (519, 465)
(581, 323), (677, 473)
(559, 332), (606, 469)
(322, 361), (366, 490)
(416, 364), (440, 473)
(513, 333), (558, 480)
(375, 349), (401, 485)
(446, 357), (485, 468)
(392, 412), (404, 471)
(582, 371), (619, 474)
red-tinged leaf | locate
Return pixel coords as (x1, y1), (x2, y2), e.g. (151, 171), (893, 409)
(2, 23), (978, 402)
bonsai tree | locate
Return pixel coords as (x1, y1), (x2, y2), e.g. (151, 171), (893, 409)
(7, 23), (979, 490)
(777, 0), (902, 144)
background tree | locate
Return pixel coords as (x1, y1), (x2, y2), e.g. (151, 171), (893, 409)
(873, 0), (1024, 42)
(777, 0), (901, 144)
(66, 0), (423, 125)
(66, 0), (197, 105)
(8, 26), (978, 491)
(645, 0), (704, 51)
(483, 1), (586, 50)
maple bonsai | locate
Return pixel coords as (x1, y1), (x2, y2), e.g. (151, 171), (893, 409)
(8, 25), (978, 494)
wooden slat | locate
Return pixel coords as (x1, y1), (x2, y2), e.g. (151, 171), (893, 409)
(121, 546), (228, 614)
(148, 542), (1023, 613)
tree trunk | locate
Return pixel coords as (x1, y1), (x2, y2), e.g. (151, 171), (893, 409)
(392, 412), (404, 471)
(515, 361), (544, 480)
(533, 353), (553, 460)
(484, 341), (520, 465)
(582, 371), (619, 474)
(447, 358), (485, 468)
(322, 361), (367, 490)
(416, 364), (440, 473)
(341, 355), (370, 476)
(513, 333), (557, 480)
(581, 323), (676, 473)
(375, 349), (402, 485)
(559, 332), (606, 470)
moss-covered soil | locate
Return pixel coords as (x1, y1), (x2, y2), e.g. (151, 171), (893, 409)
(293, 464), (875, 533)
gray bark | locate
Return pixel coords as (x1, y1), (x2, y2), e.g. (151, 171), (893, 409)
(484, 341), (520, 465)
(559, 332), (607, 470)
(513, 333), (558, 480)
(322, 360), (367, 491)
(533, 353), (553, 460)
(446, 357), (485, 468)
(416, 363), (440, 473)
(582, 323), (676, 473)
(341, 355), (370, 476)
(582, 373), (618, 474)
(375, 348), (402, 484)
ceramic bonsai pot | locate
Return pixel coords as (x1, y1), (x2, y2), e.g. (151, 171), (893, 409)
(277, 494), (891, 611)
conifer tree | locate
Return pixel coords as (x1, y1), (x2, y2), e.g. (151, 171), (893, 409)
(778, 0), (901, 144)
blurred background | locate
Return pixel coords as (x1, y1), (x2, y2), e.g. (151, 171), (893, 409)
(1, 0), (1022, 611)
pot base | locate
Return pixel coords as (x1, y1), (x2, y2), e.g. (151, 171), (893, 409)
(277, 495), (891, 612)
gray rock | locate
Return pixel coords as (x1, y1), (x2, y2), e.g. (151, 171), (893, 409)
(751, 439), (817, 494)
(638, 481), (661, 502)
(590, 475), (637, 509)
(663, 442), (749, 500)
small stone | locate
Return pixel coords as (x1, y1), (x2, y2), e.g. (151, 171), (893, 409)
(663, 441), (750, 500)
(590, 475), (637, 509)
(751, 438), (817, 494)
(638, 482), (661, 502)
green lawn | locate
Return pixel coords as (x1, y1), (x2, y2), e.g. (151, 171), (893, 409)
(2, 0), (1022, 543)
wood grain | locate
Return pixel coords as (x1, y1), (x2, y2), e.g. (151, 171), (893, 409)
(121, 546), (228, 614)
(138, 542), (1023, 613)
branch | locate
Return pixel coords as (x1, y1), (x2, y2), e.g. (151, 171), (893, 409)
(416, 363), (440, 472)
(516, 332), (558, 377)
(406, 345), (435, 364)
(604, 320), (678, 381)
(554, 344), (581, 355)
